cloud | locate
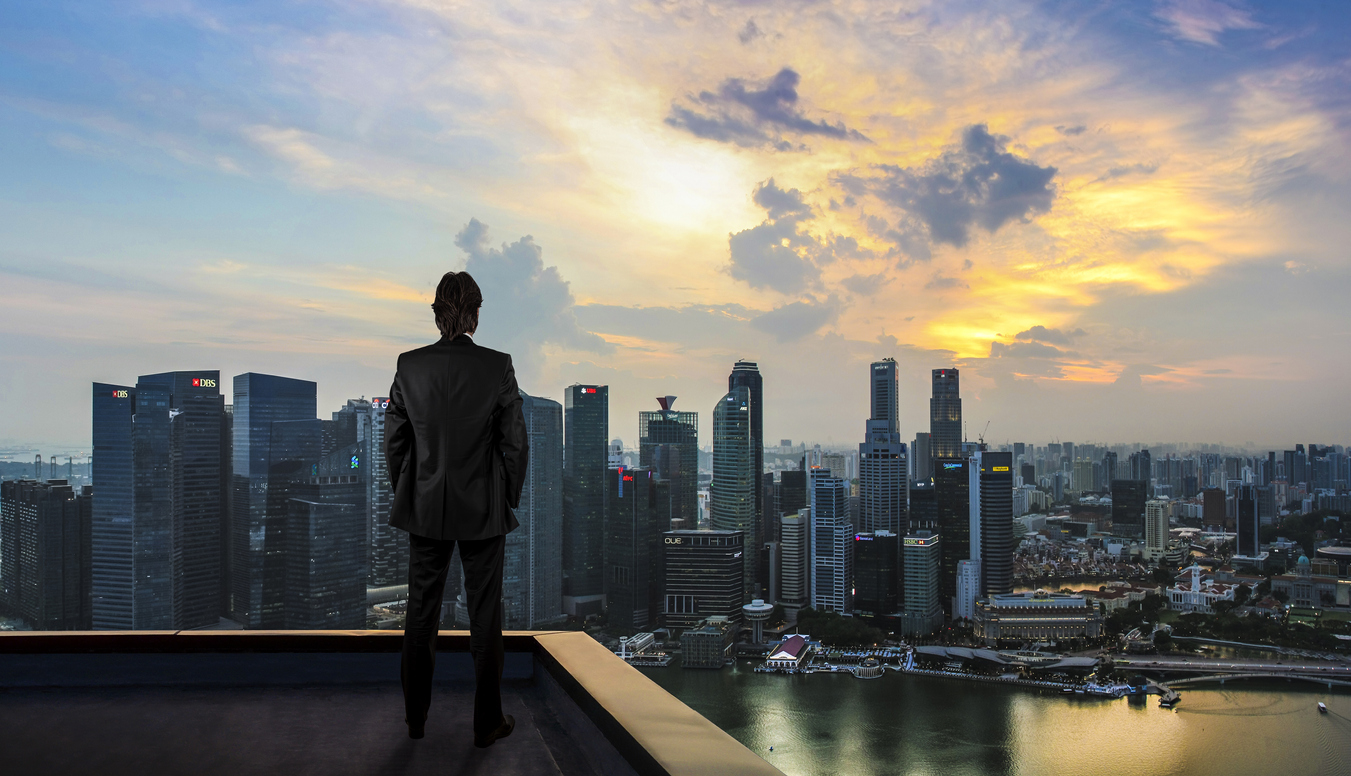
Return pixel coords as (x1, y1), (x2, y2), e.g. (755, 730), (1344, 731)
(453, 219), (612, 376)
(1055, 125), (1087, 136)
(738, 19), (763, 44)
(1154, 0), (1262, 46)
(1015, 325), (1086, 345)
(750, 296), (843, 342)
(1097, 162), (1160, 181)
(836, 124), (1057, 258)
(989, 340), (1068, 359)
(727, 179), (823, 294)
(841, 272), (889, 296)
(666, 67), (869, 150)
(924, 273), (968, 290)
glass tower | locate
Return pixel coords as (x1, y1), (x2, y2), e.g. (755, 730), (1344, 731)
(503, 390), (563, 629)
(859, 359), (908, 535)
(639, 397), (698, 528)
(563, 384), (608, 617)
(930, 368), (962, 460)
(969, 450), (1014, 597)
(934, 457), (969, 617)
(728, 361), (765, 574)
(809, 470), (852, 613)
(711, 386), (756, 597)
(229, 373), (317, 629)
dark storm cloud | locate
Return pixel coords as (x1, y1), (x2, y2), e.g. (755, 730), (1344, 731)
(666, 67), (869, 150)
(1015, 325), (1085, 345)
(750, 296), (843, 342)
(454, 219), (611, 373)
(836, 124), (1057, 259)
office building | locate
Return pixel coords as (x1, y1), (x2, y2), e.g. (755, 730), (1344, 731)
(284, 441), (367, 629)
(901, 532), (943, 637)
(1144, 500), (1169, 561)
(501, 391), (563, 629)
(776, 511), (809, 615)
(91, 372), (226, 630)
(1200, 488), (1226, 528)
(639, 397), (698, 527)
(0, 480), (92, 630)
(711, 386), (757, 596)
(728, 362), (765, 580)
(934, 457), (969, 616)
(852, 530), (899, 617)
(680, 616), (734, 669)
(1129, 449), (1152, 484)
(909, 481), (936, 531)
(604, 467), (672, 631)
(954, 559), (980, 621)
(1235, 484), (1260, 559)
(969, 450), (1014, 597)
(859, 359), (908, 536)
(662, 529), (744, 631)
(1111, 480), (1147, 539)
(912, 433), (932, 482)
(778, 470), (808, 518)
(810, 470), (852, 613)
(563, 384), (608, 617)
(930, 369), (962, 459)
(229, 373), (318, 629)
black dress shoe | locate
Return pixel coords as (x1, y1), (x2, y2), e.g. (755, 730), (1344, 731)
(473, 714), (514, 748)
(407, 719), (425, 739)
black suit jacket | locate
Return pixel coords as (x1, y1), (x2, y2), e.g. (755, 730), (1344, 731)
(385, 334), (528, 540)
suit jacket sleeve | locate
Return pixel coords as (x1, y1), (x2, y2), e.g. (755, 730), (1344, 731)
(496, 356), (529, 510)
(385, 360), (413, 490)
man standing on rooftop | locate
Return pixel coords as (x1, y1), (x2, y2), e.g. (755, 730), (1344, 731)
(385, 270), (529, 747)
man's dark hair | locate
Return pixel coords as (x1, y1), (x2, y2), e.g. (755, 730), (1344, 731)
(431, 271), (483, 339)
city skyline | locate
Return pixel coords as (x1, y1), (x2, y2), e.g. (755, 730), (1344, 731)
(2, 2), (1350, 452)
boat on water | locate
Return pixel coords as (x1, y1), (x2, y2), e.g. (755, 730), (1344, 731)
(1318, 702), (1328, 714)
(1159, 695), (1180, 708)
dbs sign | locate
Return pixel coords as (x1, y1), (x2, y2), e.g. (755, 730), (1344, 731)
(192, 378), (217, 388)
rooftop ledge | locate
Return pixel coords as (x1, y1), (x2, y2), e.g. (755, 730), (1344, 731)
(0, 630), (784, 776)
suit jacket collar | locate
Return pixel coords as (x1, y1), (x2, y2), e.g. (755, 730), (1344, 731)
(438, 333), (475, 347)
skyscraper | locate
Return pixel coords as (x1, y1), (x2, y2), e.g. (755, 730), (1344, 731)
(934, 457), (969, 617)
(91, 372), (225, 630)
(901, 531), (943, 636)
(912, 433), (932, 482)
(662, 529), (744, 631)
(284, 441), (367, 629)
(711, 386), (756, 596)
(229, 373), (317, 629)
(331, 397), (404, 590)
(728, 362), (765, 569)
(810, 469), (852, 613)
(639, 396), (698, 527)
(1111, 480), (1147, 540)
(1145, 500), (1169, 560)
(503, 391), (564, 629)
(563, 384), (608, 617)
(930, 369), (962, 460)
(604, 466), (669, 631)
(859, 359), (908, 536)
(969, 450), (1014, 598)
(776, 510), (809, 616)
(852, 530), (899, 617)
(1235, 484), (1259, 558)
(1, 479), (92, 630)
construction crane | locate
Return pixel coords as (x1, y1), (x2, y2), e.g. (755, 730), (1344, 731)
(977, 421), (990, 447)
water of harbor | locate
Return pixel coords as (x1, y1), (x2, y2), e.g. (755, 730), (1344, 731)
(638, 660), (1351, 776)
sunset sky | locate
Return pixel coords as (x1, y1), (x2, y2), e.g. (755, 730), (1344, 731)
(2, 0), (1349, 453)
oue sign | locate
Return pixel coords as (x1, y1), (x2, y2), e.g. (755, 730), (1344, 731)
(664, 537), (683, 544)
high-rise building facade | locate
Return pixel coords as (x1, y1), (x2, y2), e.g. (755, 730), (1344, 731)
(859, 359), (908, 536)
(728, 362), (765, 564)
(930, 369), (962, 459)
(332, 397), (403, 590)
(0, 479), (92, 630)
(604, 466), (669, 631)
(503, 391), (564, 629)
(1235, 484), (1259, 558)
(776, 510), (809, 615)
(969, 450), (1014, 598)
(912, 433), (932, 482)
(852, 530), (899, 617)
(1144, 500), (1169, 559)
(810, 470), (852, 613)
(908, 481), (937, 531)
(901, 531), (943, 636)
(663, 529), (744, 631)
(229, 373), (317, 629)
(954, 558), (981, 621)
(711, 386), (756, 596)
(1111, 480), (1148, 540)
(284, 441), (367, 628)
(639, 397), (698, 527)
(91, 372), (225, 630)
(563, 384), (608, 617)
(934, 457), (969, 616)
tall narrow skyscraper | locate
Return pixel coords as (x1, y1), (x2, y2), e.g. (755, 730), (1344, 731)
(969, 450), (1014, 598)
(503, 391), (564, 629)
(229, 373), (317, 629)
(331, 397), (404, 590)
(728, 362), (765, 587)
(711, 386), (756, 596)
(858, 359), (907, 535)
(91, 372), (225, 630)
(934, 457), (969, 617)
(912, 432), (932, 482)
(809, 469), (852, 613)
(930, 369), (962, 460)
(639, 397), (698, 527)
(563, 384), (608, 617)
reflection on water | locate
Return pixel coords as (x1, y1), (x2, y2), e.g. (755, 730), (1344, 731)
(639, 660), (1351, 776)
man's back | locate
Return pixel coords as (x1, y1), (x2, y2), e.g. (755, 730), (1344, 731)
(385, 333), (528, 541)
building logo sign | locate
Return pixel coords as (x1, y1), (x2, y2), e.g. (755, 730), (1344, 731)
(992, 466), (1010, 472)
(904, 537), (931, 546)
(350, 455), (359, 469)
(943, 462), (962, 469)
(664, 537), (682, 544)
(191, 378), (217, 388)
(582, 387), (597, 394)
(854, 535), (873, 541)
(374, 398), (390, 409)
(110, 390), (129, 398)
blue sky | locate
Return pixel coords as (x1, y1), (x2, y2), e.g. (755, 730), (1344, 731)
(2, 0), (1349, 454)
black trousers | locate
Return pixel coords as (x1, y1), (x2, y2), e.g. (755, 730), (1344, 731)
(401, 532), (506, 737)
